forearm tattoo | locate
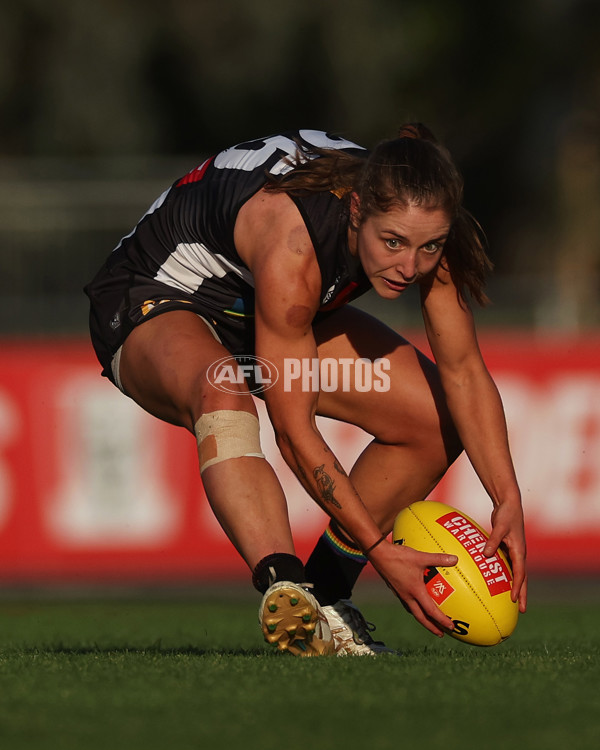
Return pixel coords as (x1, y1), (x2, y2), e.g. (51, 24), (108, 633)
(313, 464), (342, 509)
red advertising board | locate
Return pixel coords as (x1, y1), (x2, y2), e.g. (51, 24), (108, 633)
(0, 333), (598, 584)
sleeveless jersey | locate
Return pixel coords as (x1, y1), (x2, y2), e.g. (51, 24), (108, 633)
(85, 130), (372, 372)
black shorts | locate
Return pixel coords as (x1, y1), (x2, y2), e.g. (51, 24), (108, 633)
(84, 265), (255, 385)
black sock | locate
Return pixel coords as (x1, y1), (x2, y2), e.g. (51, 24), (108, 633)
(304, 521), (368, 606)
(251, 553), (306, 594)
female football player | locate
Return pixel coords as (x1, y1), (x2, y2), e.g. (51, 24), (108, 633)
(85, 124), (527, 656)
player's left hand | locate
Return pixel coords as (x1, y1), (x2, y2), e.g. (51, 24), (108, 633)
(483, 501), (527, 614)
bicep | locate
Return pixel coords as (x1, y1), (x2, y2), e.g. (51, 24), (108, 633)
(247, 231), (323, 434)
(236, 189), (321, 347)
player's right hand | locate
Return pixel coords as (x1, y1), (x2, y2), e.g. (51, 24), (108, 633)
(368, 541), (458, 637)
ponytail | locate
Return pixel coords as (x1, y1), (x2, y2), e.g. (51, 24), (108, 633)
(444, 207), (492, 306)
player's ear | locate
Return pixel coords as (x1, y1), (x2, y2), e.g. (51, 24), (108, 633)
(349, 192), (362, 228)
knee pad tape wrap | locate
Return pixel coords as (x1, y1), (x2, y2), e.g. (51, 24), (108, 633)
(194, 410), (265, 474)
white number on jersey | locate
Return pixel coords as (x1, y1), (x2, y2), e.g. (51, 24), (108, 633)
(214, 130), (364, 175)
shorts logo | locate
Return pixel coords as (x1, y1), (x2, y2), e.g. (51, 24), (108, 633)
(140, 299), (192, 316)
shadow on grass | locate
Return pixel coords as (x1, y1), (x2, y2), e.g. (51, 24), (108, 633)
(18, 643), (476, 659)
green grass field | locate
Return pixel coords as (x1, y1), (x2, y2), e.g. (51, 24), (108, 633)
(0, 580), (598, 750)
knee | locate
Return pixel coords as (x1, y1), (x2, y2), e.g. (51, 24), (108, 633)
(189, 363), (265, 473)
(194, 408), (265, 474)
(188, 361), (258, 424)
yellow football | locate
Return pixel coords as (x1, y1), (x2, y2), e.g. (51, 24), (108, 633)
(392, 501), (519, 646)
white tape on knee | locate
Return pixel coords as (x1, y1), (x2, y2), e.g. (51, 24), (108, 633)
(194, 410), (265, 474)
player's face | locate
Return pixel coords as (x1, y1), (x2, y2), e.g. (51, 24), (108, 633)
(350, 197), (451, 299)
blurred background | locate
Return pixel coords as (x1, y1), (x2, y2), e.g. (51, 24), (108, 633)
(0, 0), (599, 587)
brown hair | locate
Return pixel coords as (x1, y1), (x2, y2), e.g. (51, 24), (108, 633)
(265, 124), (492, 305)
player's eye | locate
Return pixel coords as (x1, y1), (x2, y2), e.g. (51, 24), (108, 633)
(385, 238), (401, 250)
(422, 241), (443, 254)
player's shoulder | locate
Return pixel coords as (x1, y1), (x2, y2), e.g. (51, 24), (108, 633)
(236, 189), (314, 259)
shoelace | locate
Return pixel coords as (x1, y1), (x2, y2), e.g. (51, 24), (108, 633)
(341, 602), (382, 645)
